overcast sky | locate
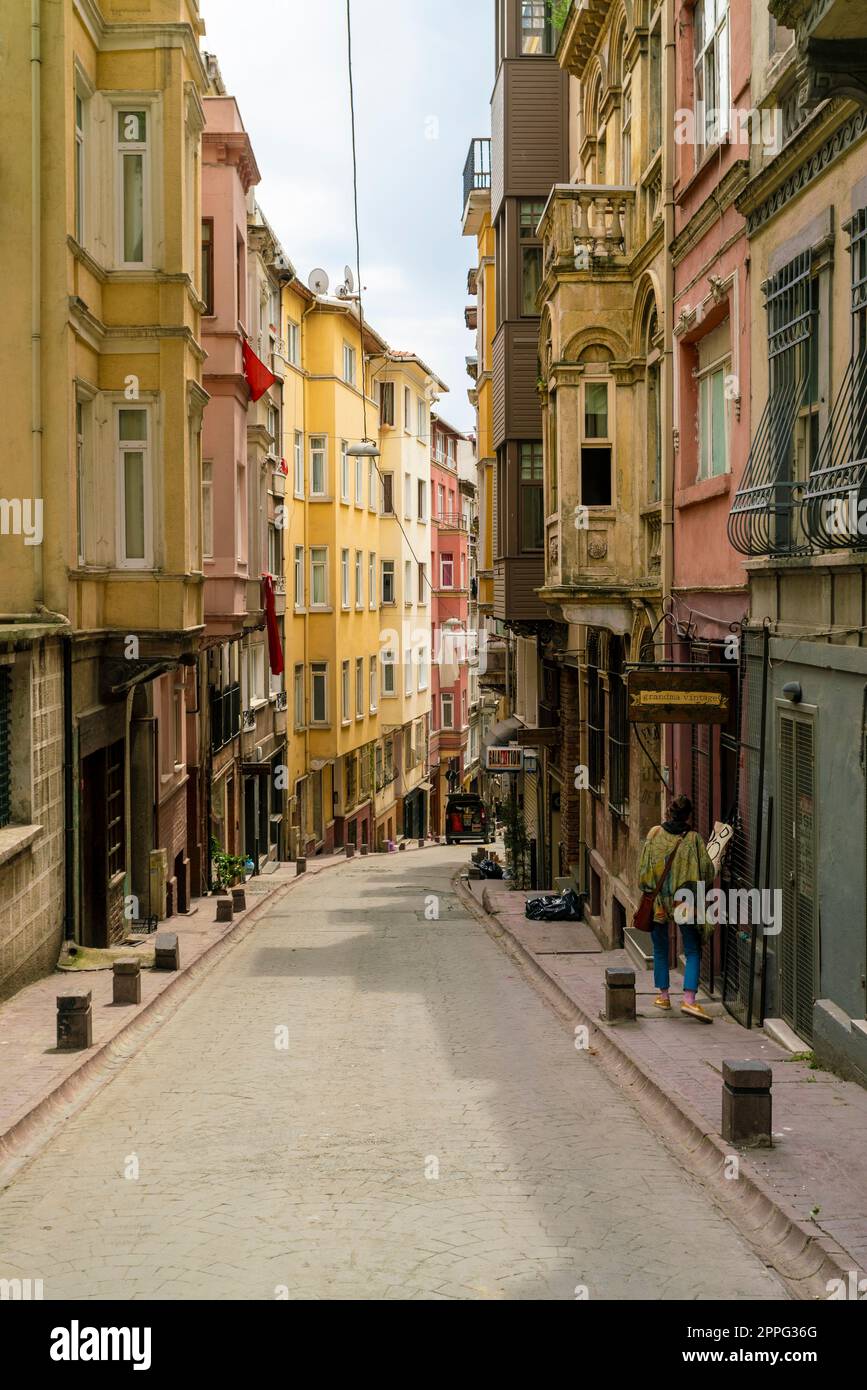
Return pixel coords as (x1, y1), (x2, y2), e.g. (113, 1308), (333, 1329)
(200, 0), (494, 431)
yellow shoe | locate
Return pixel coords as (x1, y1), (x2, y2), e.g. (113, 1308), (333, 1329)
(681, 1001), (713, 1023)
(654, 995), (672, 1010)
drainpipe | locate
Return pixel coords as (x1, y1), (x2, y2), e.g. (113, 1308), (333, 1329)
(661, 0), (676, 795)
(31, 0), (43, 604)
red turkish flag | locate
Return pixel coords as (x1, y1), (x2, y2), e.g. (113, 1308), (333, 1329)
(261, 574), (284, 677)
(243, 340), (277, 402)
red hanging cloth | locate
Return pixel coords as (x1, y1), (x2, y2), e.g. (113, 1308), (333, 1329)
(243, 340), (277, 403)
(261, 574), (284, 676)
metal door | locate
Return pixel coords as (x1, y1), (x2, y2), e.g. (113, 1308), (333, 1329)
(778, 710), (817, 1041)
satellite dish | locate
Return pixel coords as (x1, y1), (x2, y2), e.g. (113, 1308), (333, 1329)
(344, 265), (355, 293)
(308, 267), (330, 295)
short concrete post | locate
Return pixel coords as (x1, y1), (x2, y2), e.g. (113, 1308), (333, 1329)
(112, 958), (141, 1006)
(398, 841), (406, 852)
(361, 845), (369, 857)
(231, 887), (246, 913)
(602, 967), (636, 1023)
(215, 898), (234, 923)
(296, 857), (307, 876)
(418, 838), (425, 849)
(345, 844), (355, 859)
(722, 1060), (772, 1148)
(57, 989), (92, 1050)
(154, 932), (180, 971)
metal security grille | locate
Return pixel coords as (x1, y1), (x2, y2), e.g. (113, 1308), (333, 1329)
(802, 207), (867, 547)
(106, 740), (125, 881)
(607, 637), (629, 816)
(779, 712), (817, 1042)
(0, 666), (10, 828)
(587, 632), (605, 794)
(729, 250), (815, 556)
(720, 628), (770, 1028)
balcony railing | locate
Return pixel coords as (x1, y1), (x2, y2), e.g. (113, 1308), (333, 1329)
(463, 137), (491, 211)
(434, 512), (468, 531)
(210, 683), (240, 753)
(541, 184), (636, 277)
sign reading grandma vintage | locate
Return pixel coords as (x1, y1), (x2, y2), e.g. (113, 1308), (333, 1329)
(485, 745), (524, 772)
(627, 670), (733, 725)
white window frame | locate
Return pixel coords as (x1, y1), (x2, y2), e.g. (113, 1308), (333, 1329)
(696, 355), (731, 481)
(441, 693), (454, 729)
(381, 559), (395, 605)
(440, 554), (454, 590)
(114, 104), (151, 268)
(343, 341), (357, 386)
(382, 648), (397, 698)
(311, 663), (328, 725)
(340, 440), (350, 502)
(294, 430), (304, 496)
(251, 643), (266, 707)
(694, 0), (730, 156)
(418, 561), (428, 605)
(417, 397), (426, 439)
(294, 545), (305, 609)
(294, 664), (305, 729)
(404, 471), (412, 519)
(404, 386), (412, 433)
(310, 546), (329, 609)
(417, 478), (427, 521)
(310, 436), (327, 497)
(404, 559), (413, 606)
(342, 659), (351, 725)
(368, 552), (377, 608)
(355, 549), (363, 609)
(116, 402), (152, 569)
(341, 548), (350, 609)
(368, 458), (377, 513)
(369, 655), (377, 713)
(355, 452), (364, 508)
(202, 459), (213, 560)
(286, 320), (300, 366)
(356, 657), (365, 719)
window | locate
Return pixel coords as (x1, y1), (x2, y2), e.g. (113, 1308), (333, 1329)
(202, 219), (214, 315)
(340, 440), (349, 502)
(286, 321), (300, 366)
(74, 90), (86, 244)
(356, 657), (364, 718)
(520, 201), (545, 316)
(608, 638), (629, 816)
(404, 559), (412, 604)
(294, 665), (305, 728)
(438, 483), (446, 518)
(696, 321), (731, 481)
(441, 693), (454, 729)
(310, 547), (328, 607)
(368, 552), (376, 607)
(355, 550), (363, 607)
(294, 431), (304, 496)
(381, 472), (394, 515)
(401, 387), (410, 433)
(519, 441), (544, 550)
(417, 478), (427, 521)
(581, 382), (613, 507)
(382, 648), (397, 696)
(294, 546), (304, 608)
(440, 553), (454, 589)
(251, 645), (266, 705)
(645, 310), (662, 502)
(369, 458), (377, 512)
(521, 0), (553, 54)
(649, 25), (662, 155)
(343, 342), (356, 386)
(461, 690), (467, 728)
(417, 397), (426, 439)
(382, 559), (395, 604)
(418, 645), (429, 692)
(403, 472), (412, 519)
(694, 0), (730, 155)
(355, 451), (364, 506)
(116, 109), (148, 265)
(117, 406), (150, 566)
(621, 81), (632, 183)
(311, 663), (328, 724)
(380, 380), (395, 427)
(75, 398), (89, 566)
(369, 655), (377, 712)
(268, 523), (283, 579)
(310, 436), (326, 496)
(342, 660), (351, 723)
(341, 548), (350, 608)
(418, 561), (427, 602)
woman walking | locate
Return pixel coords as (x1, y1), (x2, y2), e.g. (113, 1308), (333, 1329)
(637, 795), (717, 1022)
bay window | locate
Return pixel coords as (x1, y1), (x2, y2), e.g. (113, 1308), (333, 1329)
(310, 547), (328, 608)
(310, 437), (327, 496)
(581, 382), (613, 507)
(116, 109), (148, 265)
(519, 441), (544, 550)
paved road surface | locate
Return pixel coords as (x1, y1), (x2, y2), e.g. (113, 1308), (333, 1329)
(0, 849), (786, 1300)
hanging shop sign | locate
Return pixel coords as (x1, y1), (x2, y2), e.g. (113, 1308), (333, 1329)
(485, 745), (524, 772)
(627, 669), (733, 725)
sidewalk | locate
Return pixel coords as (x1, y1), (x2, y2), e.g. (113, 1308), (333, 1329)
(459, 877), (867, 1299)
(0, 852), (352, 1185)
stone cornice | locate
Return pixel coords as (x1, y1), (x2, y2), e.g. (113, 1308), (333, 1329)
(671, 160), (751, 266)
(202, 129), (261, 192)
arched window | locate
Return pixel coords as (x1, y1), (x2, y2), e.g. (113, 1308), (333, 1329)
(587, 74), (604, 183)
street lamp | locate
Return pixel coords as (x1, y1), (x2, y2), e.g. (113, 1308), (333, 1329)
(346, 440), (380, 458)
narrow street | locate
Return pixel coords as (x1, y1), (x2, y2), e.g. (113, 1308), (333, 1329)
(0, 850), (785, 1301)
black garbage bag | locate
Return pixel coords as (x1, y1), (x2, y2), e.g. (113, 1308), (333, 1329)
(525, 888), (585, 922)
(478, 857), (504, 879)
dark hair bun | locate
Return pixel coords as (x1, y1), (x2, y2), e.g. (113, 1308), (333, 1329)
(667, 795), (693, 823)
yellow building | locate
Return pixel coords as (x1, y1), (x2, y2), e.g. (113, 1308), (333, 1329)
(0, 0), (208, 981)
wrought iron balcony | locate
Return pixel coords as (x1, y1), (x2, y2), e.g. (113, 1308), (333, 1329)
(800, 352), (867, 550)
(463, 138), (491, 213)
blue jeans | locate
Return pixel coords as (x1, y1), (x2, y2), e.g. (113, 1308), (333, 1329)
(651, 919), (702, 994)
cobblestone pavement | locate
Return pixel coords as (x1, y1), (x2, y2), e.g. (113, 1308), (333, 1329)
(0, 850), (786, 1300)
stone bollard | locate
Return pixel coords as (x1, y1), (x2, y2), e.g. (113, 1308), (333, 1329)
(345, 844), (355, 859)
(602, 967), (636, 1023)
(398, 841), (406, 852)
(154, 932), (180, 971)
(57, 989), (92, 1050)
(231, 887), (246, 914)
(215, 898), (234, 923)
(722, 1060), (773, 1148)
(296, 857), (307, 876)
(418, 838), (425, 849)
(361, 844), (369, 857)
(113, 958), (141, 1006)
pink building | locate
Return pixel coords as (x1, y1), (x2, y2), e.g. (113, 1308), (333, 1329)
(429, 413), (472, 835)
(670, 0), (752, 985)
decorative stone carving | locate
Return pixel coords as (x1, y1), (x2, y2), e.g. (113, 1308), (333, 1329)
(587, 533), (608, 562)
